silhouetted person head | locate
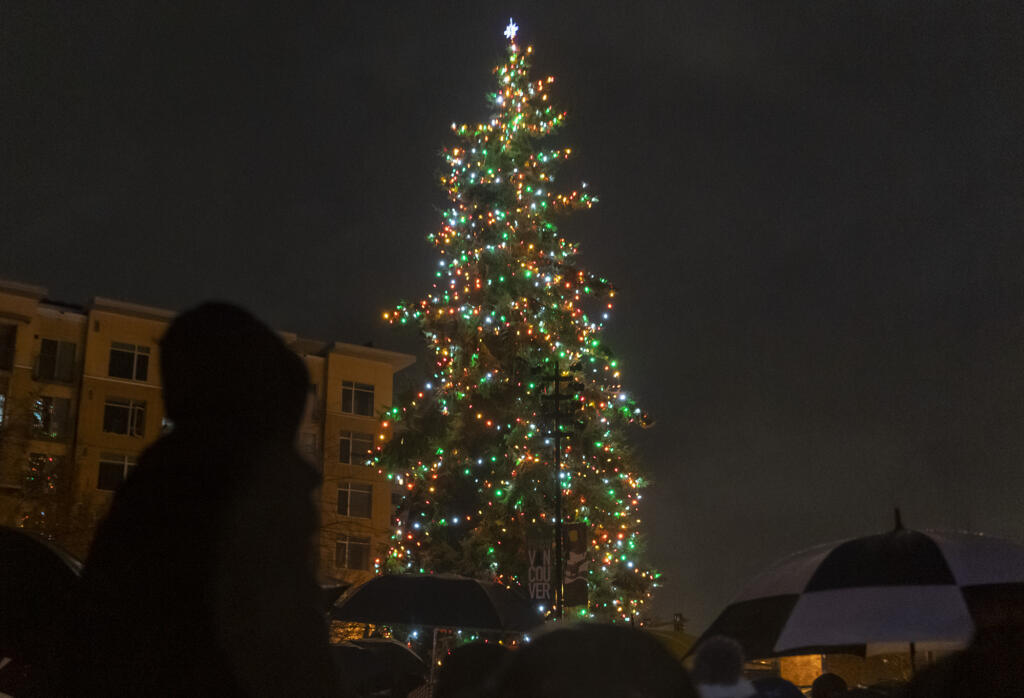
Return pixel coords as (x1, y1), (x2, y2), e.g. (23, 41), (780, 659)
(493, 623), (696, 698)
(160, 302), (308, 441)
(811, 672), (848, 698)
(68, 302), (340, 696)
(691, 635), (745, 686)
(435, 642), (508, 698)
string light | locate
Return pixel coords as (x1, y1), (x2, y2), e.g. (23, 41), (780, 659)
(377, 21), (656, 623)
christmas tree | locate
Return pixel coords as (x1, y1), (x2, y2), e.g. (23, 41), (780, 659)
(378, 20), (657, 622)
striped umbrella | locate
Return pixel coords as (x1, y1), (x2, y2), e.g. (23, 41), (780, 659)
(694, 517), (1024, 659)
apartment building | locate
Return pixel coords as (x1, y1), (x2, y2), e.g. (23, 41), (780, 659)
(0, 279), (413, 587)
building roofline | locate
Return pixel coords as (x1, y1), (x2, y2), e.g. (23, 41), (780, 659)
(40, 298), (87, 314)
(290, 337), (330, 356)
(90, 296), (178, 322)
(0, 278), (49, 300)
(329, 341), (416, 371)
(2, 277), (414, 370)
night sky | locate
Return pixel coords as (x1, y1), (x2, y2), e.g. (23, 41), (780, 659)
(4, 1), (1024, 630)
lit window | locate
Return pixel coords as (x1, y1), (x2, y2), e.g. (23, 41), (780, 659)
(341, 381), (374, 416)
(32, 396), (71, 440)
(335, 535), (371, 570)
(26, 453), (64, 487)
(108, 342), (150, 381)
(339, 431), (374, 464)
(97, 453), (136, 491)
(337, 481), (373, 518)
(103, 398), (146, 437)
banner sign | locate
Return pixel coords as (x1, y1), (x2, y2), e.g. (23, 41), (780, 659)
(526, 527), (553, 602)
(563, 522), (589, 607)
(525, 523), (589, 606)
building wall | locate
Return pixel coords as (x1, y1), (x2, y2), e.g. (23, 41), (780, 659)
(0, 280), (413, 578)
(73, 304), (172, 506)
(315, 347), (411, 587)
(0, 288), (88, 493)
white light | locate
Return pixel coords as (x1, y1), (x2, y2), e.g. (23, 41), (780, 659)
(504, 19), (519, 41)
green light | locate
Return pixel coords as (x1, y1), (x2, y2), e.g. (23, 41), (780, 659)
(376, 32), (656, 619)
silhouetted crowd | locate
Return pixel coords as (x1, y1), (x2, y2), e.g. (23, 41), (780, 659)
(2, 303), (1021, 697)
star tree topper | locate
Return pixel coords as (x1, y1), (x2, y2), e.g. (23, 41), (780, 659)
(504, 18), (518, 41)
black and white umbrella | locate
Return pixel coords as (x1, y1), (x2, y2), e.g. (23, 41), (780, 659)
(694, 519), (1024, 659)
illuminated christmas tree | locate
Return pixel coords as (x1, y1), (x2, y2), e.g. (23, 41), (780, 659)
(378, 20), (657, 621)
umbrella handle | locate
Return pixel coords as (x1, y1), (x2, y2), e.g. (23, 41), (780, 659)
(429, 628), (439, 698)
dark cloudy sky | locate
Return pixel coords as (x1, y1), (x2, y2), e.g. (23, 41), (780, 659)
(4, 1), (1024, 630)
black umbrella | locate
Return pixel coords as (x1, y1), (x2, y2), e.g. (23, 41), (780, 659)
(319, 582), (351, 612)
(694, 521), (1024, 660)
(331, 574), (543, 632)
(0, 526), (82, 694)
(0, 526), (82, 656)
(329, 640), (426, 696)
(349, 638), (426, 679)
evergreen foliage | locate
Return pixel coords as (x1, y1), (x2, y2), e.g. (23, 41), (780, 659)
(378, 25), (657, 621)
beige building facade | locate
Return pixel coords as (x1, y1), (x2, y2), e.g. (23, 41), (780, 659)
(0, 279), (413, 586)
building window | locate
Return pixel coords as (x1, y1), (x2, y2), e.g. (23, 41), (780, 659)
(337, 481), (373, 518)
(300, 432), (318, 458)
(308, 383), (321, 422)
(36, 339), (76, 382)
(339, 431), (374, 464)
(103, 398), (146, 437)
(32, 396), (71, 440)
(97, 453), (136, 491)
(0, 324), (15, 371)
(341, 381), (374, 416)
(27, 453), (64, 487)
(108, 342), (150, 381)
(335, 535), (371, 570)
